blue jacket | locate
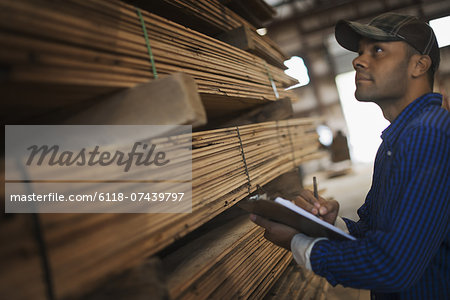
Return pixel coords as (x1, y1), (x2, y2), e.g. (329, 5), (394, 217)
(311, 93), (450, 299)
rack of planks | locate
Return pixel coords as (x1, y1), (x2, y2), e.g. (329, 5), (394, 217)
(125, 0), (287, 69)
(1, 118), (323, 299)
(0, 1), (328, 299)
(0, 0), (297, 123)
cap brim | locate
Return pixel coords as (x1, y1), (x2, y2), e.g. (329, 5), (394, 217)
(335, 20), (402, 52)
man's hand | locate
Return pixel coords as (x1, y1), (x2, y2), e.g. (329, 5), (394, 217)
(250, 214), (299, 250)
(294, 189), (340, 225)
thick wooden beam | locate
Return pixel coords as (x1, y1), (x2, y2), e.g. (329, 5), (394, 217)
(216, 25), (286, 69)
(63, 73), (207, 127)
(219, 97), (293, 128)
(216, 26), (254, 54)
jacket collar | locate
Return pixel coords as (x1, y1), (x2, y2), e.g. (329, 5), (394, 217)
(381, 93), (442, 146)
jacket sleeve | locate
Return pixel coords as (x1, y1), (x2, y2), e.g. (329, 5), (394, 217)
(342, 207), (370, 238)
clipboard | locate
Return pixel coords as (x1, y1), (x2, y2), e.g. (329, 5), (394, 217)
(238, 197), (356, 241)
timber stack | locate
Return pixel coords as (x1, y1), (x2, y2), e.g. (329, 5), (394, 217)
(0, 0), (329, 299)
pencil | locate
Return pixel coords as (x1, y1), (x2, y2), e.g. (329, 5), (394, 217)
(313, 176), (318, 199)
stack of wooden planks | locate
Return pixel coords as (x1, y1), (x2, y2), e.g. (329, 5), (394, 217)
(164, 216), (291, 300)
(0, 1), (328, 299)
(0, 0), (296, 122)
(126, 0), (287, 68)
(0, 118), (320, 299)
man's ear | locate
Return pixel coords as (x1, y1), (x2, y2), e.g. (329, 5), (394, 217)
(411, 55), (432, 78)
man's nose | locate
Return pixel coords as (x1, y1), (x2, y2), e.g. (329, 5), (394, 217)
(352, 53), (368, 70)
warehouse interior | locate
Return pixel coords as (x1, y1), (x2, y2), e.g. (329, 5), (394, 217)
(1, 0), (449, 299)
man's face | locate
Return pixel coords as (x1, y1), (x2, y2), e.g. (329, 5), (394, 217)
(352, 39), (411, 103)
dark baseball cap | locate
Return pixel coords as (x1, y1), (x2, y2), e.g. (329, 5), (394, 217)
(335, 12), (440, 71)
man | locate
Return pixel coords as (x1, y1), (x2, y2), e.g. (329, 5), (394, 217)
(251, 13), (449, 299)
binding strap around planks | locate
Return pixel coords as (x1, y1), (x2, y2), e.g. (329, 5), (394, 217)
(264, 62), (279, 99)
(285, 120), (297, 168)
(32, 214), (55, 300)
(18, 162), (55, 300)
(136, 7), (158, 79)
(275, 120), (284, 159)
(236, 126), (252, 195)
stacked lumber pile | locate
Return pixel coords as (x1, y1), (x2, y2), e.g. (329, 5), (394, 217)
(1, 1), (330, 299)
(35, 119), (320, 299)
(0, 0), (296, 122)
(164, 215), (291, 300)
(126, 0), (287, 68)
(2, 118), (321, 299)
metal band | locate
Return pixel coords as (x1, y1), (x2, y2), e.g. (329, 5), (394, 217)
(264, 62), (279, 99)
(285, 121), (297, 168)
(136, 7), (158, 79)
(18, 161), (55, 300)
(32, 214), (55, 300)
(236, 126), (251, 195)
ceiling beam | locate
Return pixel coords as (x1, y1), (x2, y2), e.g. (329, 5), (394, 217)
(267, 0), (449, 37)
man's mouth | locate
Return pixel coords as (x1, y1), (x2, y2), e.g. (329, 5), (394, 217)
(355, 73), (372, 82)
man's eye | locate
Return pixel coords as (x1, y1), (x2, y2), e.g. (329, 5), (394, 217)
(374, 46), (383, 53)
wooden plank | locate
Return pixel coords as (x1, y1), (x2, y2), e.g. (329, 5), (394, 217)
(215, 25), (254, 52)
(249, 253), (292, 299)
(62, 73), (207, 127)
(218, 97), (294, 128)
(263, 262), (330, 300)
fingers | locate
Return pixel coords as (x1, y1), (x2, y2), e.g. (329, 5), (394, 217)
(292, 195), (316, 213)
(323, 199), (340, 215)
(250, 214), (299, 250)
(249, 213), (293, 234)
(250, 213), (271, 229)
(300, 188), (338, 212)
(315, 199), (340, 224)
(315, 199), (336, 217)
(297, 189), (326, 215)
(299, 189), (323, 205)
